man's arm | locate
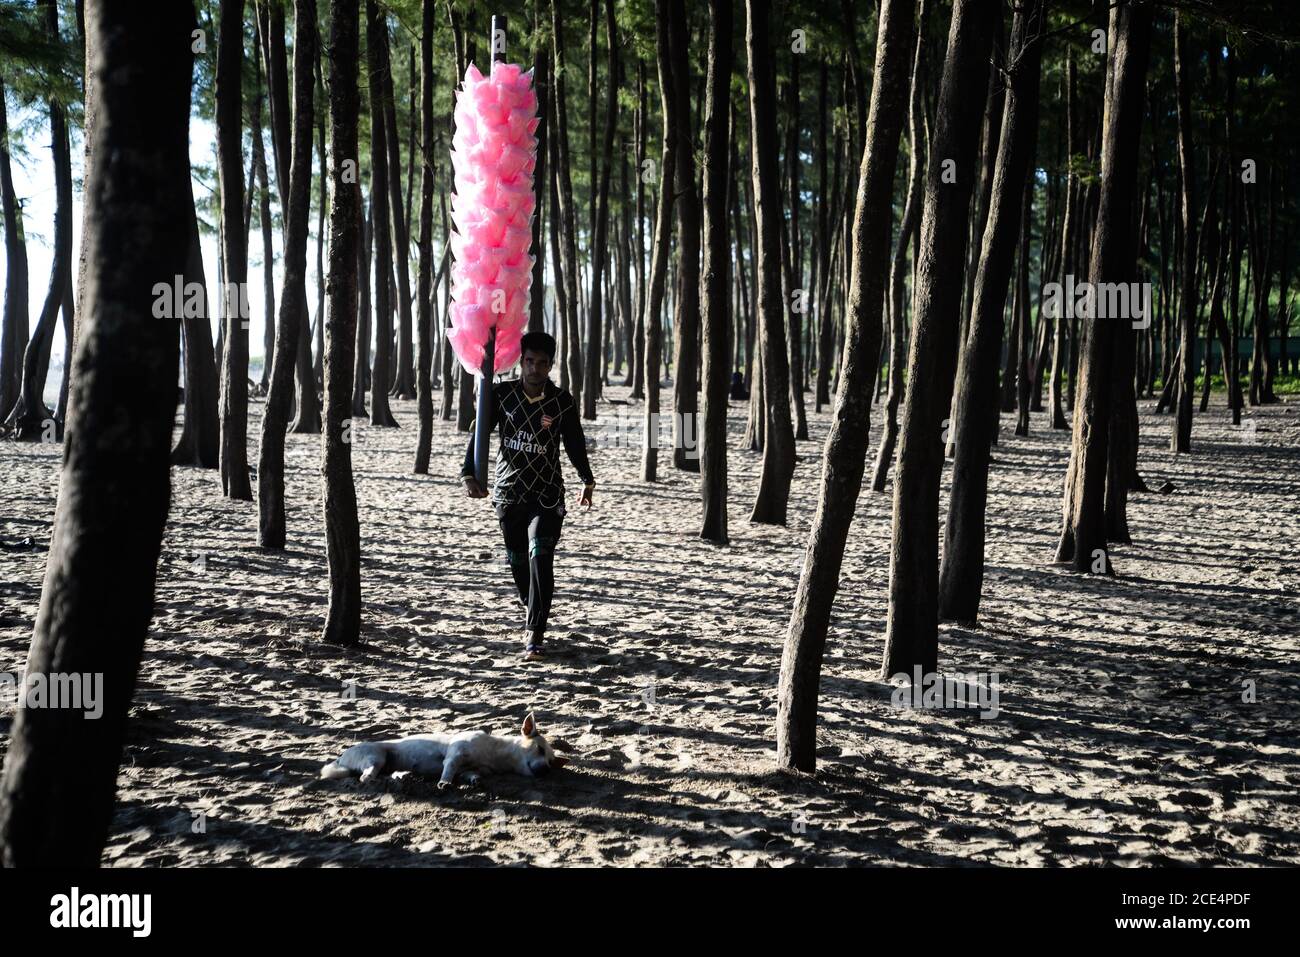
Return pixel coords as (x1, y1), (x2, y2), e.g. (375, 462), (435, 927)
(461, 388), (500, 489)
(559, 403), (595, 486)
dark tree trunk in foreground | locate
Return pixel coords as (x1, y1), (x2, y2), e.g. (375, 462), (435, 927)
(257, 0), (317, 549)
(699, 0), (734, 544)
(937, 0), (1044, 625)
(641, 0), (677, 482)
(0, 0), (193, 866)
(1055, 0), (1153, 573)
(0, 74), (30, 422)
(414, 0), (435, 473)
(171, 191), (221, 468)
(1171, 18), (1196, 453)
(584, 0), (617, 419)
(7, 0), (72, 441)
(746, 0), (796, 525)
(871, 0), (929, 493)
(322, 0), (362, 647)
(880, 0), (996, 679)
(366, 0), (397, 427)
(775, 0), (916, 773)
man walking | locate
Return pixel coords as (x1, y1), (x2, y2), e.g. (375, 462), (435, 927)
(462, 331), (596, 660)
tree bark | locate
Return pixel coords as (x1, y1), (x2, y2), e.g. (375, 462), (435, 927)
(322, 0), (362, 647)
(172, 189), (221, 468)
(699, 0), (734, 544)
(871, 0), (930, 493)
(216, 0), (253, 498)
(253, 50), (276, 395)
(1172, 18), (1196, 452)
(551, 1), (583, 408)
(257, 0), (317, 548)
(880, 0), (997, 678)
(584, 0), (617, 419)
(642, 0), (678, 482)
(939, 0), (1045, 629)
(414, 0), (436, 473)
(783, 53), (808, 443)
(366, 0), (398, 427)
(0, 76), (30, 425)
(668, 0), (701, 464)
(775, 0), (916, 772)
(0, 0), (193, 866)
(1054, 0), (1153, 572)
(382, 24), (415, 401)
(746, 0), (797, 525)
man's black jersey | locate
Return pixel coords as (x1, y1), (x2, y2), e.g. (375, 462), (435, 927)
(461, 377), (595, 506)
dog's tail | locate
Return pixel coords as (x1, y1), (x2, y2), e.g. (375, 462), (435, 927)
(320, 760), (352, 780)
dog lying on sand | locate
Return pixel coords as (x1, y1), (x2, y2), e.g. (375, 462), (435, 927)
(320, 712), (568, 788)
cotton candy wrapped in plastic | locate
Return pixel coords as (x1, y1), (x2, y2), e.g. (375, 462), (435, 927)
(446, 60), (540, 377)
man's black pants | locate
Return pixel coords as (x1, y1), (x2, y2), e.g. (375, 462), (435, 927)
(495, 497), (565, 640)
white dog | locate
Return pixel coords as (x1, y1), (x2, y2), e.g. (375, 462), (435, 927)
(320, 712), (568, 789)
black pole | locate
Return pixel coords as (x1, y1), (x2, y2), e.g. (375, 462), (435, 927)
(473, 15), (508, 486)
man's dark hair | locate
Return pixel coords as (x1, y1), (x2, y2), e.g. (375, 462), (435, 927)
(520, 331), (557, 362)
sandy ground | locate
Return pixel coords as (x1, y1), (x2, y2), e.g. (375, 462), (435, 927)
(1, 380), (1298, 867)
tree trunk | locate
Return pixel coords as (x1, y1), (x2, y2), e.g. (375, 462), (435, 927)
(355, 196), (372, 416)
(314, 55), (328, 389)
(1172, 18), (1196, 452)
(382, 25), (415, 401)
(413, 0), (436, 473)
(630, 59), (647, 399)
(172, 190), (221, 468)
(746, 0), (797, 525)
(880, 0), (997, 678)
(775, 0), (916, 773)
(253, 51), (276, 395)
(1014, 173), (1034, 437)
(257, 0), (316, 548)
(216, 0), (253, 498)
(642, 0), (678, 482)
(1055, 0), (1153, 572)
(871, 0), (929, 493)
(530, 7), (549, 336)
(0, 74), (29, 423)
(1048, 47), (1076, 431)
(0, 0), (193, 866)
(699, 0), (733, 544)
(936, 0), (1043, 624)
(322, 0), (362, 647)
(366, 0), (398, 427)
(783, 53), (808, 443)
(584, 0), (617, 419)
(551, 1), (583, 409)
(668, 0), (701, 465)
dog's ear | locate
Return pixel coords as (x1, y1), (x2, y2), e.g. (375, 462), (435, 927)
(521, 712), (537, 737)
(549, 755), (570, 769)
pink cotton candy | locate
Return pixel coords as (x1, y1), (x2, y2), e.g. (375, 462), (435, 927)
(447, 60), (538, 377)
